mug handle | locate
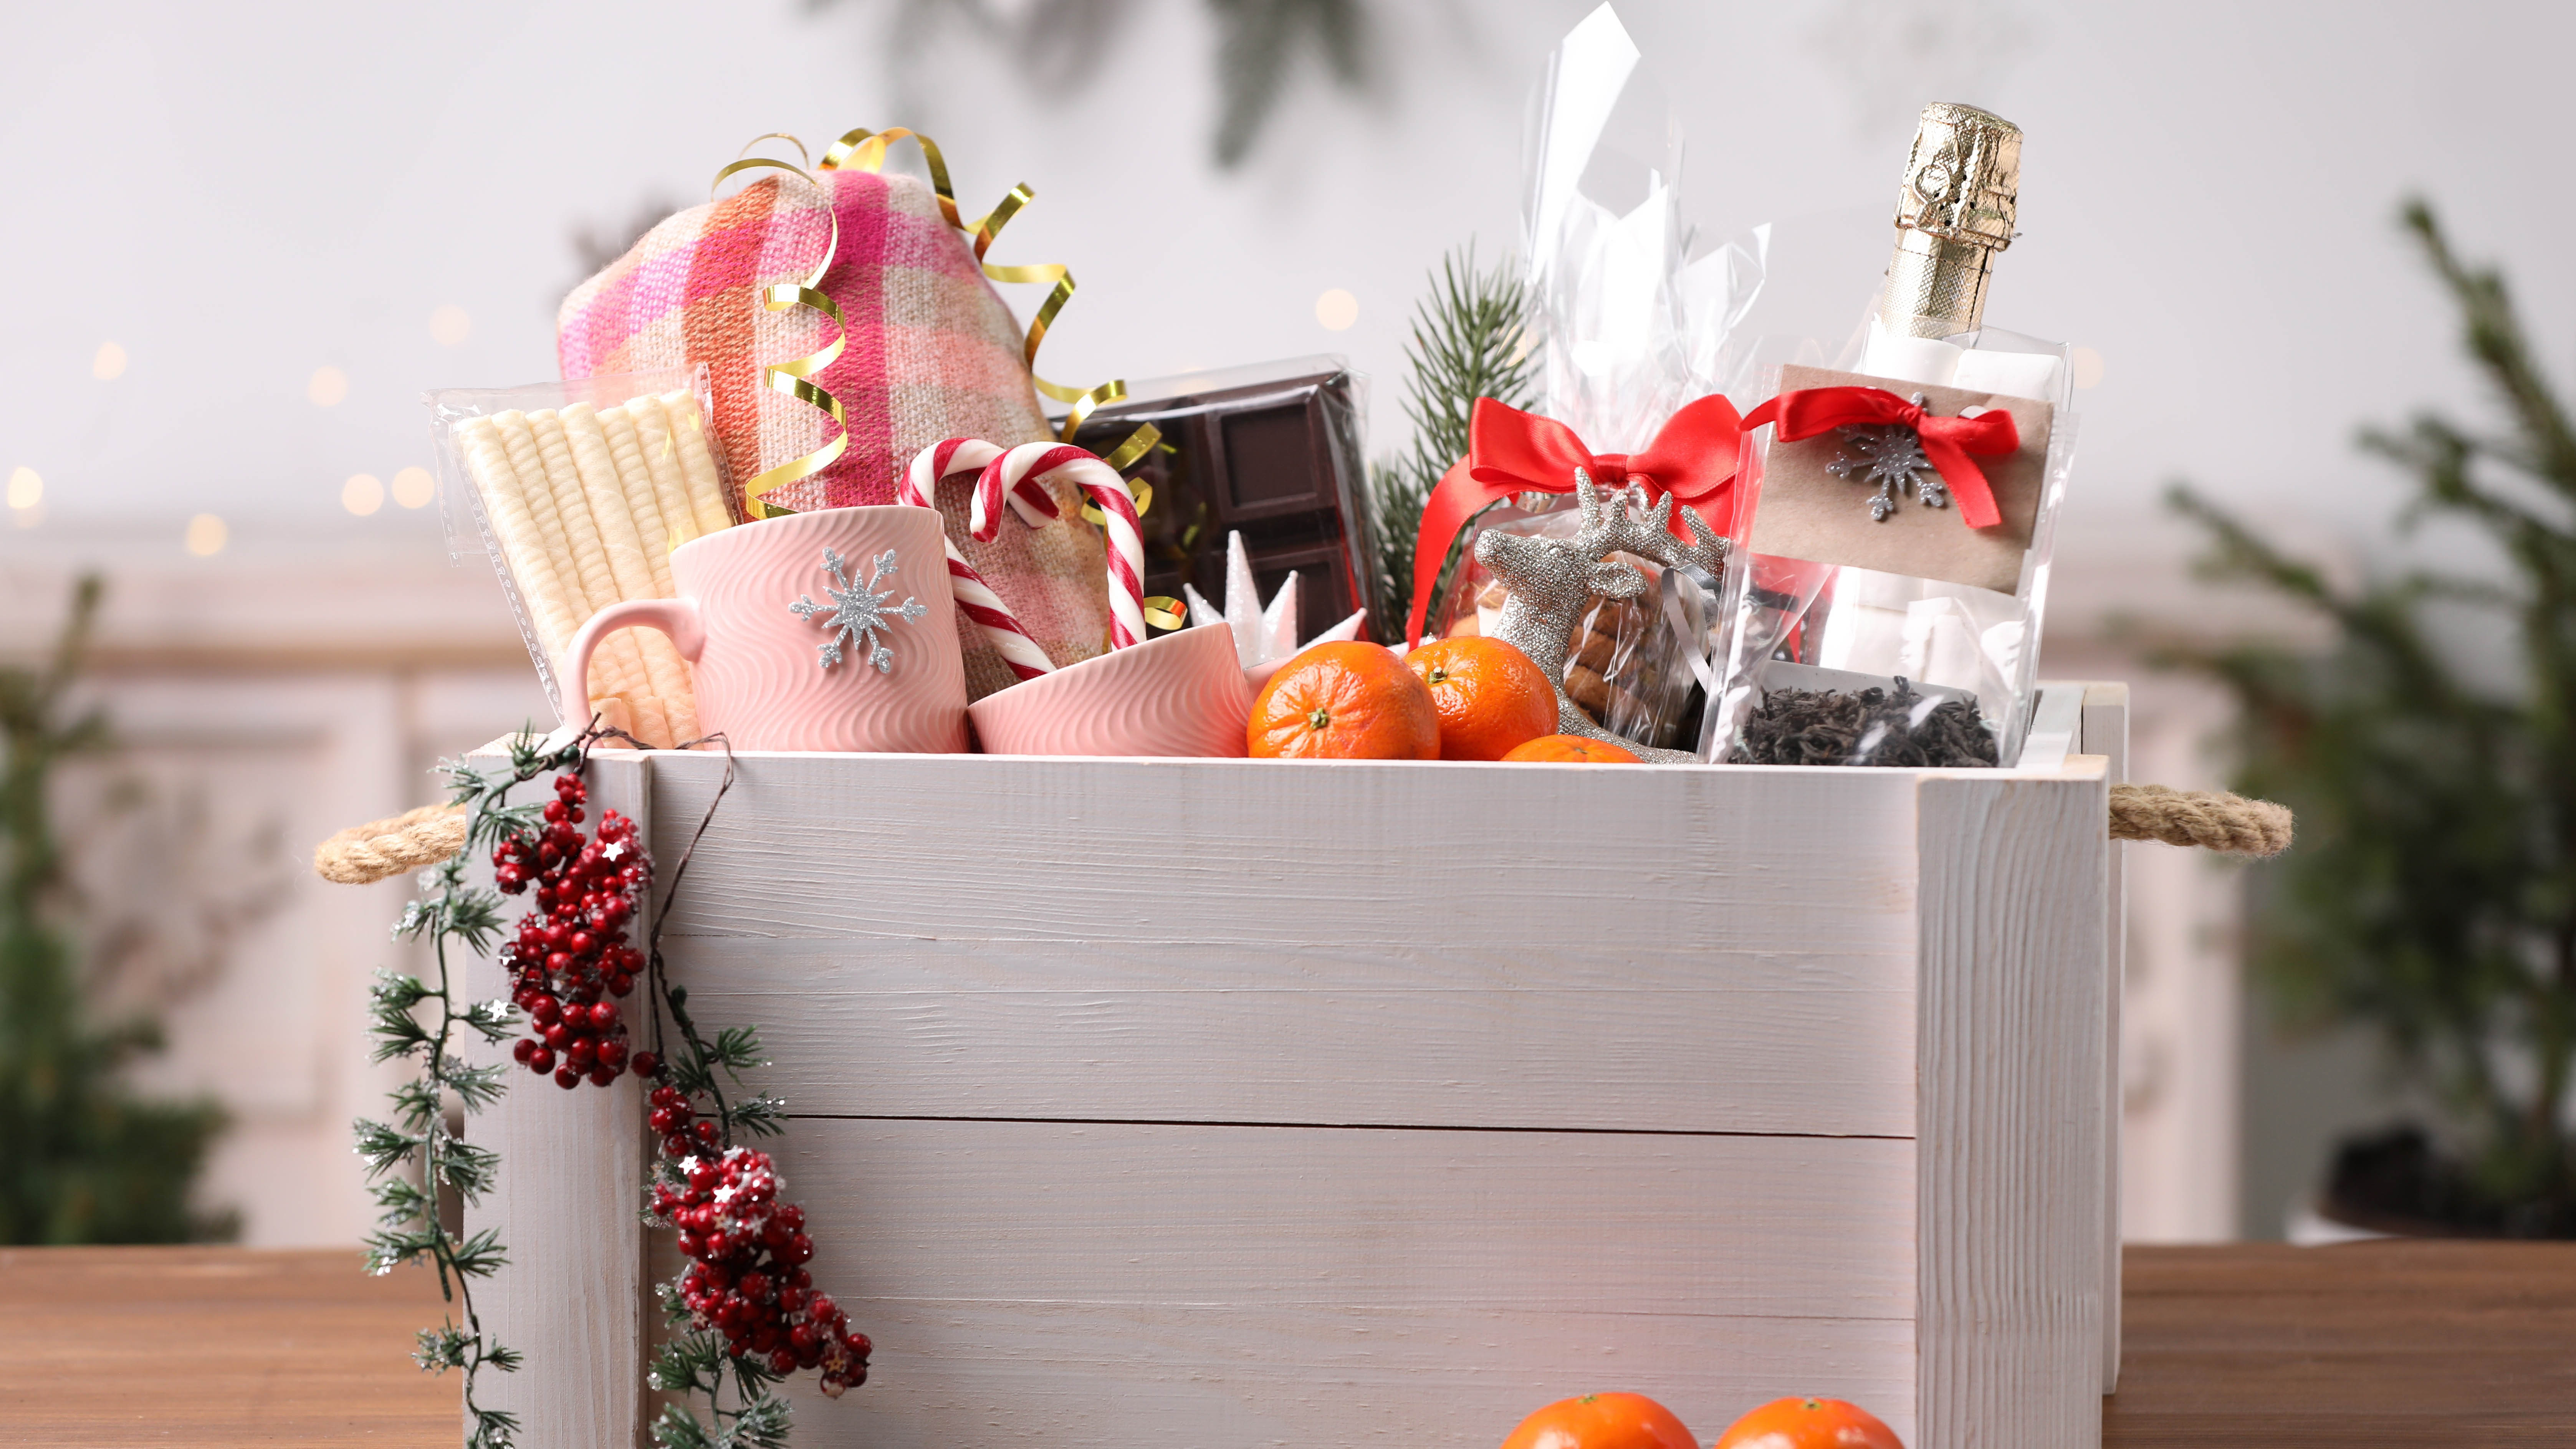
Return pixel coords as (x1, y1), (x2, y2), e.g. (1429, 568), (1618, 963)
(564, 598), (705, 721)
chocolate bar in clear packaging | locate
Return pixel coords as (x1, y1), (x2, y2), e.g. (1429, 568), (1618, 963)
(1072, 357), (1369, 645)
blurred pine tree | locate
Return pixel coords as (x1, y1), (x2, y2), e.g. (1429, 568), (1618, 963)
(0, 577), (231, 1244)
(2172, 203), (2576, 1234)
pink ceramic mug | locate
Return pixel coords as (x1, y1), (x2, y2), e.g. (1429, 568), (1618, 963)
(967, 623), (1252, 757)
(567, 507), (968, 753)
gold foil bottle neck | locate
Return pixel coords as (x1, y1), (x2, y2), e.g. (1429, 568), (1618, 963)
(1879, 102), (2023, 340)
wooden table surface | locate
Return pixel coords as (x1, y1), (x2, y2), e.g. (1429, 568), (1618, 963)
(3, 1240), (2571, 1446)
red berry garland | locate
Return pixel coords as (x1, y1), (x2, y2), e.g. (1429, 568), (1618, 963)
(496, 765), (872, 1408)
(495, 774), (653, 1089)
(649, 1092), (873, 1396)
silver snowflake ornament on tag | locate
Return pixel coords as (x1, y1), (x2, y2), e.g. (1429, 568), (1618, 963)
(789, 546), (927, 674)
(1827, 393), (1946, 522)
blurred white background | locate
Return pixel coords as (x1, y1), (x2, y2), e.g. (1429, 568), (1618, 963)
(7, 0), (2568, 1246)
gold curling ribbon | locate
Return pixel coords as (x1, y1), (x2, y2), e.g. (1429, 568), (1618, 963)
(819, 127), (1158, 452)
(1142, 596), (1186, 631)
(1079, 425), (1170, 526)
(711, 141), (848, 521)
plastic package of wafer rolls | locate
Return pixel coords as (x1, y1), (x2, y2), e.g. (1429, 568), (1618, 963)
(425, 367), (740, 748)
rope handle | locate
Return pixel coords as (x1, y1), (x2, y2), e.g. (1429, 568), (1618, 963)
(313, 804), (469, 886)
(311, 780), (2294, 887)
(2110, 782), (2291, 857)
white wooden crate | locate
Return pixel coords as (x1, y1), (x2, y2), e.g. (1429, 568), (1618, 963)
(467, 683), (2121, 1449)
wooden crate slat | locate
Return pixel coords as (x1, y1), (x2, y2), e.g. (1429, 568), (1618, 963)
(776, 1120), (1914, 1316)
(669, 938), (1914, 1136)
(1914, 762), (2111, 1447)
(643, 753), (1925, 951)
(2081, 683), (2130, 1392)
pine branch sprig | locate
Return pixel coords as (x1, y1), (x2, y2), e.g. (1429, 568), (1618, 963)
(1365, 243), (1539, 642)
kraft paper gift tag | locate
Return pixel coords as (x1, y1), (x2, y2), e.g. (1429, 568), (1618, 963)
(1747, 363), (2055, 595)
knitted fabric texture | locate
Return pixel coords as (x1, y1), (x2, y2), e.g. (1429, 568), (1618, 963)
(557, 169), (1109, 700)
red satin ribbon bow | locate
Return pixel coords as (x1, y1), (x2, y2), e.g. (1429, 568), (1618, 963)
(1405, 394), (1745, 647)
(1740, 386), (2020, 531)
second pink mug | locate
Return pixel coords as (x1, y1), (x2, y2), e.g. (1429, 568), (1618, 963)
(567, 507), (969, 753)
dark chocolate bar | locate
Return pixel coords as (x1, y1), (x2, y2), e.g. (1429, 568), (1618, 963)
(1072, 357), (1369, 644)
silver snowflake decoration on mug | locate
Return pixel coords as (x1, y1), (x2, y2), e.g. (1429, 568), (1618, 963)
(1828, 392), (1947, 522)
(790, 546), (927, 674)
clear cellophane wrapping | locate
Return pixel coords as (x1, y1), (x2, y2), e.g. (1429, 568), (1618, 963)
(1426, 4), (1759, 750)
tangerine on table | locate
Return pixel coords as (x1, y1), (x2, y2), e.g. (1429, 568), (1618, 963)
(1497, 1392), (1696, 1449)
(1711, 1396), (1904, 1449)
(1247, 640), (1440, 760)
(1406, 636), (1558, 762)
(1500, 733), (1640, 763)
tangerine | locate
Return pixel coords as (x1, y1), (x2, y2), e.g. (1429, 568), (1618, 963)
(1248, 641), (1440, 760)
(1407, 636), (1559, 761)
(1497, 1392), (1696, 1449)
(1501, 733), (1640, 764)
(1711, 1397), (1904, 1449)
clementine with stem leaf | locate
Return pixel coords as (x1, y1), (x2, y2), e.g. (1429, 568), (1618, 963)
(1248, 641), (1440, 760)
(1406, 636), (1559, 761)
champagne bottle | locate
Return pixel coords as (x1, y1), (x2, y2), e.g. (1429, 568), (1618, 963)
(1858, 103), (2059, 408)
(1880, 102), (2022, 340)
(1794, 102), (2053, 753)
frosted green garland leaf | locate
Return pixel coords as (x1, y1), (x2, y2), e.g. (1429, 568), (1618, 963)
(349, 738), (576, 1449)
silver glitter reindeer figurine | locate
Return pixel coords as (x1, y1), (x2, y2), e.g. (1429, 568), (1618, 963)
(1473, 471), (1729, 763)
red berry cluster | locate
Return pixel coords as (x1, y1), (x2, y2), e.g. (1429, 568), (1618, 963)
(649, 1095), (871, 1396)
(496, 774), (660, 1090)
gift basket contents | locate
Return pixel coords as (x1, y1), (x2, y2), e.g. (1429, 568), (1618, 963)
(1074, 358), (1372, 643)
(405, 92), (2207, 777)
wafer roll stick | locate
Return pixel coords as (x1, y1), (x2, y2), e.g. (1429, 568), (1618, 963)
(625, 691), (675, 751)
(594, 403), (702, 742)
(561, 404), (696, 722)
(491, 414), (589, 612)
(490, 408), (650, 714)
(626, 396), (708, 551)
(564, 407), (700, 726)
(597, 405), (676, 593)
(660, 390), (736, 536)
(456, 417), (581, 672)
(510, 409), (653, 710)
(591, 694), (637, 744)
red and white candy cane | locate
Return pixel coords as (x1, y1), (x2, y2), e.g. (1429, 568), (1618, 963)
(899, 439), (1057, 681)
(976, 443), (1147, 650)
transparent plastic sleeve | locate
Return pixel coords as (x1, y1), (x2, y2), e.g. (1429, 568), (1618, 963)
(1700, 326), (2081, 767)
(424, 366), (735, 746)
(1418, 3), (1761, 728)
(1525, 3), (1767, 449)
